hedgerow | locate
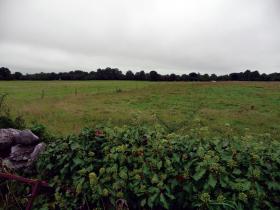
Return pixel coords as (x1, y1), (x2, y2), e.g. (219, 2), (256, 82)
(33, 125), (280, 210)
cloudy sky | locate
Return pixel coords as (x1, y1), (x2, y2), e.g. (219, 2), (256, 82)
(0, 0), (279, 74)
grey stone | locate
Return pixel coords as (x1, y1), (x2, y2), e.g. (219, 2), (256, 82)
(29, 143), (46, 163)
(14, 129), (39, 145)
(0, 128), (45, 171)
(3, 143), (46, 170)
(0, 128), (20, 150)
(9, 144), (35, 161)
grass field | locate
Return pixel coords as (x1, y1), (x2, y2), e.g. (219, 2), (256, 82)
(0, 81), (280, 136)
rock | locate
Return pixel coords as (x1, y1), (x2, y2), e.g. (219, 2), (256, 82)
(0, 128), (20, 151)
(3, 143), (46, 170)
(9, 144), (35, 161)
(0, 128), (45, 171)
(14, 129), (39, 145)
(29, 143), (46, 163)
(0, 128), (39, 150)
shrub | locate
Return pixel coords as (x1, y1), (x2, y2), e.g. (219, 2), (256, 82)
(34, 125), (280, 210)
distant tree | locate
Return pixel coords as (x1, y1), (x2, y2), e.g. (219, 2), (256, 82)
(95, 67), (124, 80)
(160, 75), (168, 81)
(1, 67), (279, 81)
(259, 73), (268, 81)
(88, 71), (96, 80)
(134, 71), (146, 80)
(210, 74), (218, 81)
(125, 70), (134, 80)
(59, 72), (71, 80)
(109, 67), (124, 80)
(189, 72), (198, 81)
(68, 70), (88, 80)
(217, 74), (230, 81)
(95, 69), (105, 80)
(47, 72), (58, 80)
(229, 73), (241, 81)
(250, 71), (260, 81)
(169, 73), (178, 81)
(243, 70), (252, 81)
(269, 73), (280, 81)
(0, 67), (11, 80)
(149, 71), (160, 81)
(200, 74), (210, 81)
(181, 74), (188, 81)
(13, 72), (23, 80)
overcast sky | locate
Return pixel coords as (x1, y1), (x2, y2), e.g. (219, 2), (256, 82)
(0, 0), (280, 75)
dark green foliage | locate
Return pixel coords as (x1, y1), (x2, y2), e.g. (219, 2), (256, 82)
(2, 66), (280, 81)
(34, 125), (280, 210)
(0, 116), (25, 129)
(0, 93), (25, 129)
(29, 123), (53, 143)
(0, 116), (14, 128)
(0, 93), (9, 115)
(0, 67), (11, 80)
(149, 71), (161, 81)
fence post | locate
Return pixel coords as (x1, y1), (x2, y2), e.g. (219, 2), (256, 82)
(41, 90), (45, 99)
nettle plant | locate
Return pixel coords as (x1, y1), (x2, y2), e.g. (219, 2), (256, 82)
(35, 125), (280, 210)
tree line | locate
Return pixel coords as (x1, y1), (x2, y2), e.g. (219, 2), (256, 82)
(1, 67), (280, 81)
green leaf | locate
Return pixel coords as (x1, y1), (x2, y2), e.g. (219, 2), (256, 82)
(143, 164), (149, 175)
(157, 161), (163, 170)
(193, 168), (207, 181)
(75, 179), (84, 194)
(119, 170), (128, 180)
(160, 193), (169, 209)
(220, 176), (227, 188)
(73, 158), (83, 165)
(240, 180), (251, 191)
(267, 181), (280, 190)
(151, 175), (159, 184)
(208, 174), (217, 188)
(148, 193), (159, 208)
(233, 168), (242, 175)
(173, 154), (180, 162)
(140, 198), (147, 207)
(165, 190), (176, 200)
(46, 163), (53, 170)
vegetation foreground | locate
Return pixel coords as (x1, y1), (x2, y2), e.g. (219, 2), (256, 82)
(0, 117), (280, 210)
(1, 81), (280, 137)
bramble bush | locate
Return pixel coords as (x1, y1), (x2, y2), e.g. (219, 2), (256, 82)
(33, 125), (280, 210)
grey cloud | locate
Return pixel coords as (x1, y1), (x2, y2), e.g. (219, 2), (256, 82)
(0, 0), (279, 74)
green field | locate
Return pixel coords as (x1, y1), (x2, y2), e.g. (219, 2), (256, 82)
(1, 81), (280, 136)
